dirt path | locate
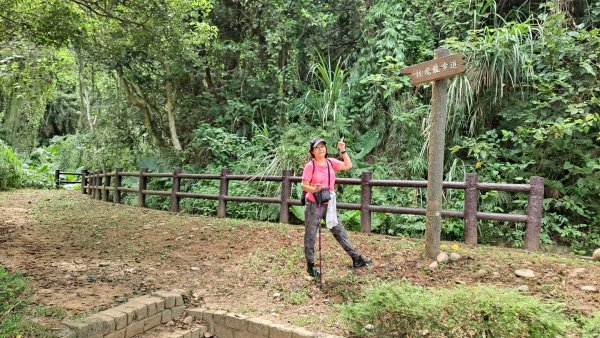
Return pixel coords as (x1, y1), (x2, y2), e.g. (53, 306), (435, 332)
(1, 189), (599, 335)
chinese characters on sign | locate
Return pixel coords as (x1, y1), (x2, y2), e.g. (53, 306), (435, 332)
(400, 53), (465, 86)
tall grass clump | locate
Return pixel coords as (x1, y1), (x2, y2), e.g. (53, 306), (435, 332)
(339, 281), (574, 337)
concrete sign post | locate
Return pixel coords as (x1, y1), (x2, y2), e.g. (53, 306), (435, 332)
(401, 48), (465, 259)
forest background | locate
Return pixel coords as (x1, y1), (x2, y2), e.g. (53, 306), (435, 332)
(0, 0), (598, 254)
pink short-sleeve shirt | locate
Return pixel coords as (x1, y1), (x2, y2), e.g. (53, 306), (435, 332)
(302, 158), (343, 203)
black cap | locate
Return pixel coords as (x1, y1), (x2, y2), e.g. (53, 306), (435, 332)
(310, 137), (326, 149)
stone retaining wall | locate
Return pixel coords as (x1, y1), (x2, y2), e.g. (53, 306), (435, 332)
(185, 308), (343, 338)
(61, 289), (199, 338)
(61, 290), (344, 338)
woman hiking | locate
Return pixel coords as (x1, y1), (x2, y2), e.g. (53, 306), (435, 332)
(301, 136), (372, 279)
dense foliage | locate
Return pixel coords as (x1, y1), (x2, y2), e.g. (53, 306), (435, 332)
(0, 139), (21, 189)
(0, 0), (598, 252)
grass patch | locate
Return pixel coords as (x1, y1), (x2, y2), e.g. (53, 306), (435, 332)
(283, 289), (309, 305)
(0, 267), (54, 337)
(339, 281), (575, 337)
(292, 315), (318, 327)
(582, 311), (600, 338)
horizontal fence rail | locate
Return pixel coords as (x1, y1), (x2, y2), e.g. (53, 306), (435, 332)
(73, 168), (544, 251)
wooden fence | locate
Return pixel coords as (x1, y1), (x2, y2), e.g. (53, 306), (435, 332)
(67, 168), (544, 251)
(54, 170), (82, 189)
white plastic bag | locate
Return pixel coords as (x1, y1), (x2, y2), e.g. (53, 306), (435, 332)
(326, 191), (338, 229)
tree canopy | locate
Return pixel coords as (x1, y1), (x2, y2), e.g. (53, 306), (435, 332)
(0, 0), (598, 253)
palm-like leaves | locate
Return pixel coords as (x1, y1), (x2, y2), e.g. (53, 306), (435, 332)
(306, 52), (349, 125)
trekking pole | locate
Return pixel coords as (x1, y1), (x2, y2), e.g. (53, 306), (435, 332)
(318, 223), (323, 288)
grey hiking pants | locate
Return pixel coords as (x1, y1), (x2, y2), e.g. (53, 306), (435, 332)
(304, 201), (359, 264)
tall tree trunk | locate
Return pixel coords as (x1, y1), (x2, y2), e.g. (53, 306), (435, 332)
(77, 60), (95, 133)
(165, 77), (182, 151)
(121, 76), (164, 147)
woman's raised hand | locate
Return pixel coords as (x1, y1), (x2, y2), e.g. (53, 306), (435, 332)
(337, 137), (345, 152)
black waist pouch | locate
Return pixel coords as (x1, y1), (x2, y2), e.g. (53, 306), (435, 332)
(315, 188), (331, 205)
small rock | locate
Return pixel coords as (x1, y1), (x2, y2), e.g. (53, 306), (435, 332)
(474, 269), (487, 278)
(449, 253), (461, 262)
(490, 272), (501, 279)
(164, 270), (177, 275)
(419, 329), (430, 336)
(428, 261), (439, 270)
(143, 277), (157, 285)
(165, 320), (175, 327)
(273, 292), (281, 298)
(593, 248), (600, 261)
(304, 276), (314, 281)
(204, 333), (214, 338)
(191, 267), (200, 271)
(569, 268), (587, 277)
(581, 286), (598, 293)
(517, 285), (529, 292)
(436, 252), (449, 264)
(142, 225), (153, 230)
(515, 269), (535, 278)
(183, 316), (194, 325)
(364, 324), (375, 332)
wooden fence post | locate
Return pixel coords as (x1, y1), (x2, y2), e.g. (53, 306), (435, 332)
(138, 168), (148, 208)
(425, 47), (451, 259)
(54, 170), (60, 189)
(96, 171), (102, 200)
(524, 176), (544, 251)
(171, 168), (181, 212)
(114, 168), (122, 204)
(464, 173), (478, 245)
(88, 171), (94, 197)
(280, 169), (291, 224)
(217, 168), (229, 218)
(81, 169), (88, 194)
(360, 171), (372, 233)
(102, 169), (111, 202)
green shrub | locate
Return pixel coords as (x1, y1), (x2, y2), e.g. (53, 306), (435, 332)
(339, 282), (574, 337)
(0, 140), (22, 190)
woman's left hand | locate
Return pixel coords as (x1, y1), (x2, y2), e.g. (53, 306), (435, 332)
(337, 137), (345, 152)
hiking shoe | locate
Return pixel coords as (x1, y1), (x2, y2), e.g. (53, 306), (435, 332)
(352, 255), (372, 268)
(307, 262), (321, 279)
